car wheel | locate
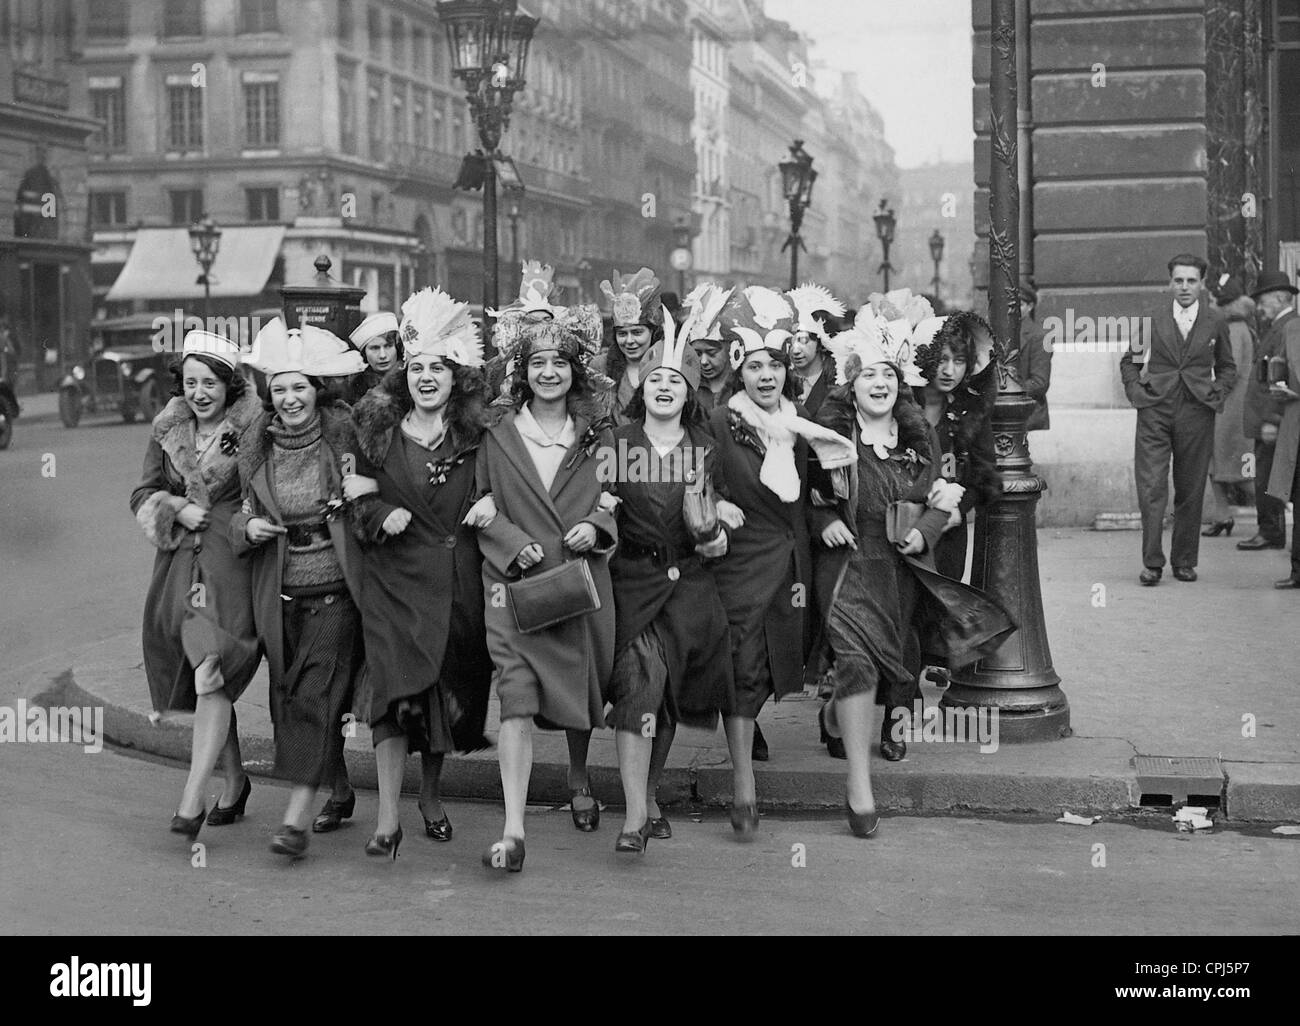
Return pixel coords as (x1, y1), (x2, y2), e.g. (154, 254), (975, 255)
(59, 386), (82, 428)
(137, 378), (162, 422)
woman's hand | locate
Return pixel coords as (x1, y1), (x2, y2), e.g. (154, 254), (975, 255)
(695, 529), (728, 559)
(177, 503), (210, 532)
(1269, 382), (1300, 402)
(821, 519), (857, 549)
(244, 517), (286, 545)
(382, 508), (413, 537)
(897, 528), (925, 556)
(928, 481), (965, 514)
(515, 542), (544, 570)
(717, 499), (746, 531)
(463, 493), (497, 529)
(342, 474), (379, 501)
(564, 522), (598, 553)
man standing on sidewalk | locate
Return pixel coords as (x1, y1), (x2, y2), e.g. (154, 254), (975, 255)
(1120, 254), (1237, 585)
(1237, 272), (1296, 553)
(1265, 289), (1300, 588)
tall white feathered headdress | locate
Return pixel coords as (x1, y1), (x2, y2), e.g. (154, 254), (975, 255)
(399, 287), (484, 367)
(639, 310), (702, 391)
(786, 283), (846, 337)
(679, 282), (734, 344)
(246, 318), (365, 377)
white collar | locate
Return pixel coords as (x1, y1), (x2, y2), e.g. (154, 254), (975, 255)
(1174, 300), (1199, 320)
(515, 403), (575, 449)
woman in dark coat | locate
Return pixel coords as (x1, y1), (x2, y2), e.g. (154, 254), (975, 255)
(129, 333), (263, 838)
(787, 283), (846, 418)
(707, 286), (855, 837)
(232, 321), (368, 858)
(605, 316), (734, 853)
(812, 327), (1014, 835)
(472, 310), (618, 873)
(349, 288), (495, 859)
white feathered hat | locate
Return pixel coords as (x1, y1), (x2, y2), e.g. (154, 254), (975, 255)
(246, 318), (365, 378)
(679, 282), (734, 347)
(825, 305), (925, 387)
(786, 283), (846, 338)
(399, 287), (484, 367)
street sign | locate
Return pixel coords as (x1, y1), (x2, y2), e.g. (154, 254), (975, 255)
(669, 246), (693, 272)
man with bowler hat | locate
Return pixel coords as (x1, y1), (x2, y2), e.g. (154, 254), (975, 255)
(1120, 253), (1238, 584)
(1236, 270), (1296, 553)
(1263, 278), (1300, 588)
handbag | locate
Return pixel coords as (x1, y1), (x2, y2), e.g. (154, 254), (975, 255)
(885, 500), (927, 546)
(682, 464), (720, 543)
(507, 558), (601, 634)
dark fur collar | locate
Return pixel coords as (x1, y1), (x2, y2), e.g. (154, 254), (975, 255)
(352, 389), (404, 468)
(239, 400), (358, 482)
(815, 393), (934, 463)
(152, 390), (262, 507)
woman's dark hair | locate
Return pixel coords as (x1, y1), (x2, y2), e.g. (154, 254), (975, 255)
(727, 346), (799, 403)
(604, 320), (665, 388)
(623, 376), (708, 429)
(508, 347), (600, 420)
(259, 373), (347, 413)
(915, 311), (990, 384)
(380, 359), (490, 452)
(169, 353), (247, 402)
(823, 363), (933, 462)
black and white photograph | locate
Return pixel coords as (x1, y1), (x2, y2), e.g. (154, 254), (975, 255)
(0, 0), (1295, 977)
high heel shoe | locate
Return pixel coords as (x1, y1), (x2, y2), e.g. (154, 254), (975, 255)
(311, 791), (356, 833)
(270, 824), (309, 858)
(729, 802), (759, 840)
(819, 706), (847, 760)
(482, 836), (526, 872)
(569, 786), (600, 832)
(880, 713), (907, 762)
(615, 820), (653, 854)
(845, 800), (880, 838)
(420, 803), (453, 842)
(648, 816), (672, 840)
(364, 825), (403, 860)
(207, 776), (251, 827)
(1202, 518), (1234, 537)
(170, 807), (207, 839)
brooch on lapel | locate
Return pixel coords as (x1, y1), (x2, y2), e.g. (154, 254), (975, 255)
(425, 452), (469, 486)
(318, 496), (349, 522)
(563, 420), (608, 470)
(219, 430), (239, 457)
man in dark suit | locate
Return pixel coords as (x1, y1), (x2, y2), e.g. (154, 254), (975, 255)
(1017, 283), (1052, 431)
(1120, 254), (1238, 584)
(1236, 271), (1295, 552)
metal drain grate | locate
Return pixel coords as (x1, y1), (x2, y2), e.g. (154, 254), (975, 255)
(1134, 756), (1224, 808)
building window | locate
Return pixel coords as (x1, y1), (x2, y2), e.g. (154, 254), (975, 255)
(246, 187), (280, 221)
(165, 77), (204, 150)
(412, 25), (426, 76)
(432, 95), (445, 150)
(90, 190), (128, 227)
(243, 75), (280, 147)
(238, 0), (278, 33)
(338, 67), (357, 154)
(89, 77), (126, 150)
(391, 17), (405, 68)
(162, 0), (203, 38)
(367, 73), (384, 161)
(367, 5), (381, 58)
(392, 83), (406, 146)
(169, 189), (204, 225)
(412, 89), (428, 150)
(338, 0), (353, 45)
(87, 0), (128, 39)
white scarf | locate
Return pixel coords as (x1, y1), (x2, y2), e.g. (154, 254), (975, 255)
(728, 392), (854, 502)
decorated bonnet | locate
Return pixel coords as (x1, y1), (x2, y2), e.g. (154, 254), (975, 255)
(246, 318), (365, 378)
(399, 287), (485, 367)
(600, 267), (663, 328)
(720, 285), (797, 370)
(680, 282), (734, 349)
(638, 310), (701, 392)
(825, 305), (924, 386)
(786, 283), (846, 339)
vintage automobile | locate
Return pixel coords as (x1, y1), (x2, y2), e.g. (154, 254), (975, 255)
(59, 314), (173, 428)
(0, 345), (20, 450)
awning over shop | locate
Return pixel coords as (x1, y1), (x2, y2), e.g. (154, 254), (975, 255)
(106, 226), (286, 301)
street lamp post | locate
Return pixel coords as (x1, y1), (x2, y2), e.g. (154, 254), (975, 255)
(872, 199), (896, 292)
(672, 218), (693, 298)
(438, 0), (537, 342)
(929, 228), (945, 304)
(779, 140), (816, 290)
(503, 177), (524, 296)
(188, 214), (222, 321)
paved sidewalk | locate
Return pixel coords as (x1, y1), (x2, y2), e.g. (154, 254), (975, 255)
(57, 526), (1300, 821)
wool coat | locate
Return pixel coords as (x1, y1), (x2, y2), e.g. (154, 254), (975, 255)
(475, 407), (618, 730)
(129, 391), (263, 712)
(1265, 323), (1300, 503)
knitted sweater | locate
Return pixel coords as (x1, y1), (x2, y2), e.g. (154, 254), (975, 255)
(269, 414), (344, 589)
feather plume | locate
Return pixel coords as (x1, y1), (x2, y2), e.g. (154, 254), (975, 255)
(400, 286), (483, 367)
(745, 286), (794, 330)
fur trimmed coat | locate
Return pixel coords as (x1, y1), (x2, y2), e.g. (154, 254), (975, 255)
(129, 391), (263, 712)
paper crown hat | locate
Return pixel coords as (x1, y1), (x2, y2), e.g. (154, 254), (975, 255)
(349, 311), (400, 349)
(246, 318), (365, 378)
(600, 267), (663, 328)
(181, 330), (242, 371)
(721, 286), (797, 370)
(786, 283), (846, 338)
(639, 310), (701, 392)
(399, 287), (484, 367)
(679, 282), (734, 346)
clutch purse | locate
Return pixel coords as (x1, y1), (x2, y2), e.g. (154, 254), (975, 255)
(885, 500), (927, 546)
(682, 465), (720, 543)
(507, 558), (601, 634)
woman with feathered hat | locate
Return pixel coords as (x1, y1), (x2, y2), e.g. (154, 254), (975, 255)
(233, 321), (368, 858)
(129, 331), (263, 840)
(707, 286), (856, 837)
(811, 316), (1013, 834)
(679, 282), (735, 414)
(470, 299), (617, 872)
(787, 283), (847, 417)
(591, 267), (664, 424)
(346, 288), (496, 860)
(603, 311), (734, 853)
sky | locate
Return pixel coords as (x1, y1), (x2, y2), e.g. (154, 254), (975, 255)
(762, 0), (974, 169)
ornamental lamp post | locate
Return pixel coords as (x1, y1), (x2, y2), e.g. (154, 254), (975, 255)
(503, 174), (525, 297)
(929, 228), (945, 304)
(779, 139), (816, 289)
(188, 214), (222, 321)
(872, 199), (896, 292)
(438, 0), (537, 344)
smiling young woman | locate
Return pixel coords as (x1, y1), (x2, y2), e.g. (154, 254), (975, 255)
(590, 267), (665, 425)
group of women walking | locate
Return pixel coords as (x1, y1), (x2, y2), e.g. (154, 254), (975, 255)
(132, 264), (1014, 873)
